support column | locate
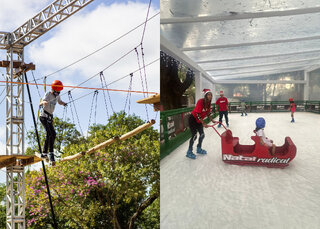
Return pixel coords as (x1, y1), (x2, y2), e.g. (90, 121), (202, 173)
(6, 46), (25, 229)
(195, 71), (202, 102)
(211, 83), (216, 102)
(304, 70), (310, 100)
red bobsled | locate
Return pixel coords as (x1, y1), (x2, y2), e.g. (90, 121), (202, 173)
(208, 123), (296, 168)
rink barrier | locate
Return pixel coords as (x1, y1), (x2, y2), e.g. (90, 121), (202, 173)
(161, 100), (320, 160)
(160, 104), (218, 159)
(229, 100), (320, 113)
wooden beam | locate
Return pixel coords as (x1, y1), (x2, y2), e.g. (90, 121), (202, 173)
(13, 62), (36, 79)
(0, 60), (23, 68)
(0, 156), (16, 169)
(137, 94), (160, 111)
(60, 120), (156, 162)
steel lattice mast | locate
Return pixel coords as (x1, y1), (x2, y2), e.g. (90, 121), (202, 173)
(0, 1), (94, 228)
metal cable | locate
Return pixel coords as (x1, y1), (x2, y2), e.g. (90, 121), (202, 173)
(31, 12), (159, 82)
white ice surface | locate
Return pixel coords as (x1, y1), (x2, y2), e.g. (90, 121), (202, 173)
(160, 112), (320, 229)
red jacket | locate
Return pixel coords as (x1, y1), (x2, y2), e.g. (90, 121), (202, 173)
(192, 99), (211, 123)
(216, 97), (228, 111)
(290, 103), (296, 112)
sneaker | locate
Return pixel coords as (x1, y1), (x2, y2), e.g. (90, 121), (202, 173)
(50, 161), (56, 166)
(218, 124), (221, 128)
(245, 114), (247, 116)
(227, 124), (229, 127)
(197, 147), (207, 154)
(49, 152), (55, 162)
(36, 152), (49, 162)
(241, 114), (243, 116)
(186, 150), (196, 159)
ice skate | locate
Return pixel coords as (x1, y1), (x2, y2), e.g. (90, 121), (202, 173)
(196, 146), (207, 154)
(186, 150), (196, 159)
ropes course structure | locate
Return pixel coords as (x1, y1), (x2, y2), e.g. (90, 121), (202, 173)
(0, 1), (159, 228)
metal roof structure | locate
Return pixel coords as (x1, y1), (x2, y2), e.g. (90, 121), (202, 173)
(160, 0), (320, 83)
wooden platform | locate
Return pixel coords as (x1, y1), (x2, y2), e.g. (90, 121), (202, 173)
(136, 94), (160, 111)
(0, 155), (42, 168)
(136, 94), (160, 104)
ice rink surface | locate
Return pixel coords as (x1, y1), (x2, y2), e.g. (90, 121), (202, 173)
(160, 112), (320, 229)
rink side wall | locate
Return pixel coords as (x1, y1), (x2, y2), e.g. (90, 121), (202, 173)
(160, 100), (320, 159)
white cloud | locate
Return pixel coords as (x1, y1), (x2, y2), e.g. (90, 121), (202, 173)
(27, 1), (160, 94)
(0, 0), (52, 31)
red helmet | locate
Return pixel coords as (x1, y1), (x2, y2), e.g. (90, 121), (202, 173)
(289, 98), (293, 101)
(51, 80), (63, 91)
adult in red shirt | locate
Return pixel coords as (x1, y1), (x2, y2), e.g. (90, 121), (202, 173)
(216, 91), (229, 127)
(186, 89), (216, 159)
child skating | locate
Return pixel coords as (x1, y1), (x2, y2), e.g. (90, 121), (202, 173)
(255, 117), (276, 156)
(186, 89), (216, 159)
(289, 98), (295, 123)
(240, 100), (247, 116)
(39, 80), (67, 165)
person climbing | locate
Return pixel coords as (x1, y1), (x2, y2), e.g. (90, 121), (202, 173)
(255, 117), (276, 156)
(39, 80), (67, 165)
(289, 98), (296, 123)
(240, 99), (247, 116)
(216, 91), (229, 127)
(186, 89), (217, 159)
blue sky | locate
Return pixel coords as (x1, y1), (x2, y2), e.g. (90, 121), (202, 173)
(0, 0), (160, 183)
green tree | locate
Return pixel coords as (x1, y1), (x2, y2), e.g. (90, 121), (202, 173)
(25, 112), (159, 228)
(0, 184), (5, 229)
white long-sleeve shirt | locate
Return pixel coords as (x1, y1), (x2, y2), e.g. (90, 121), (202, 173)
(40, 91), (64, 116)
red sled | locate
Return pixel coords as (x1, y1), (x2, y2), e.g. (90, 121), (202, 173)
(208, 123), (296, 168)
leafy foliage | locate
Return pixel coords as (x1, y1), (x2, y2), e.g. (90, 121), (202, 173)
(0, 184), (5, 229)
(25, 112), (159, 228)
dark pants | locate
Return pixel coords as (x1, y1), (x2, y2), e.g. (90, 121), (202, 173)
(40, 116), (56, 161)
(219, 111), (229, 125)
(188, 115), (205, 151)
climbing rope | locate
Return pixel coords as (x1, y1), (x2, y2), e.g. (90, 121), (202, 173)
(31, 70), (42, 99)
(61, 104), (68, 137)
(87, 90), (98, 136)
(68, 91), (83, 136)
(134, 47), (146, 98)
(100, 72), (115, 114)
(140, 44), (149, 96)
(123, 73), (133, 114)
(134, 47), (149, 120)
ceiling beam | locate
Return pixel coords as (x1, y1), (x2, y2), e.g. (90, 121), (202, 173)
(181, 35), (320, 51)
(213, 68), (305, 80)
(160, 34), (215, 83)
(215, 80), (306, 84)
(161, 6), (320, 24)
(204, 57), (320, 71)
(196, 49), (320, 64)
(304, 65), (320, 72)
